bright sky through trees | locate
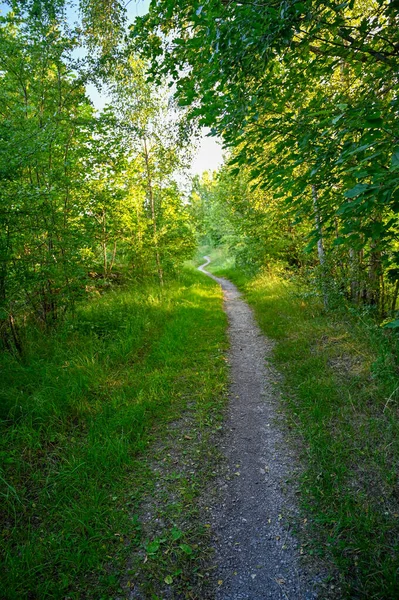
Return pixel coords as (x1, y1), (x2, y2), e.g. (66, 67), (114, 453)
(118, 0), (225, 175)
(0, 0), (223, 175)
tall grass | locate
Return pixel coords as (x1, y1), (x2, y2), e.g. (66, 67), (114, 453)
(0, 268), (227, 599)
(210, 254), (399, 599)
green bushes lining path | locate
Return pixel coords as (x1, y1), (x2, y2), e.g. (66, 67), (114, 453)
(0, 268), (228, 599)
(209, 255), (399, 599)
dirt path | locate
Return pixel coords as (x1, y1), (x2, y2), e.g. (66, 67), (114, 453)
(198, 257), (324, 600)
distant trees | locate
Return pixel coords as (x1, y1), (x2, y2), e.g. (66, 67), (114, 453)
(134, 0), (399, 319)
(0, 2), (195, 353)
(191, 168), (311, 273)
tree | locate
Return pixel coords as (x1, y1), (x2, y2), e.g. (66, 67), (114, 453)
(134, 0), (399, 315)
(0, 9), (95, 344)
(108, 56), (196, 284)
(0, 4), (196, 353)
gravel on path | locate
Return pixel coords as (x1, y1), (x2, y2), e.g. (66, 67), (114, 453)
(198, 257), (325, 600)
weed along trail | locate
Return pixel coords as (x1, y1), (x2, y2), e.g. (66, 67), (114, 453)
(198, 257), (323, 600)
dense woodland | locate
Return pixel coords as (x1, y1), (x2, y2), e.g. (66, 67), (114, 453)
(136, 0), (399, 319)
(2, 0), (399, 598)
(2, 0), (399, 346)
(0, 0), (197, 355)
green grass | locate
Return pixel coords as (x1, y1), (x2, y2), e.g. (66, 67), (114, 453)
(208, 255), (399, 599)
(0, 267), (228, 599)
(194, 245), (235, 272)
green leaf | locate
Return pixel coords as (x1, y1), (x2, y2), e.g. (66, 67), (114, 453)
(336, 197), (364, 214)
(383, 320), (399, 329)
(332, 113), (345, 125)
(145, 540), (160, 554)
(391, 150), (399, 171)
(333, 236), (346, 246)
(346, 143), (375, 156)
(344, 184), (372, 198)
(179, 543), (193, 555)
(170, 527), (183, 541)
(365, 116), (383, 127)
(164, 575), (173, 585)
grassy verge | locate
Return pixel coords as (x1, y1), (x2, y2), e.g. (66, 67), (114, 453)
(207, 252), (399, 599)
(0, 267), (228, 599)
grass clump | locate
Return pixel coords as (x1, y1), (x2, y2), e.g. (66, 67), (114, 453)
(209, 256), (399, 599)
(0, 267), (228, 599)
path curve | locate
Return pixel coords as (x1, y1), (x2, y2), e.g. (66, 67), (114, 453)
(198, 257), (322, 600)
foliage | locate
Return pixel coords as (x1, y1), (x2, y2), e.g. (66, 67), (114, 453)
(191, 167), (312, 273)
(0, 5), (195, 353)
(134, 0), (399, 319)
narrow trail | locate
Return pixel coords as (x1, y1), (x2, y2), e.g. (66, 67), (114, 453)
(198, 257), (323, 600)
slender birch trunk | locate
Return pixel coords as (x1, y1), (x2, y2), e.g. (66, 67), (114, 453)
(102, 207), (108, 278)
(349, 247), (360, 303)
(391, 280), (399, 313)
(312, 185), (328, 308)
(143, 138), (163, 286)
(109, 241), (117, 274)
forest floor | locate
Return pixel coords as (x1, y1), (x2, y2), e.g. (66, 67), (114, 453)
(0, 269), (229, 600)
(2, 253), (399, 599)
(205, 247), (399, 600)
(197, 257), (333, 599)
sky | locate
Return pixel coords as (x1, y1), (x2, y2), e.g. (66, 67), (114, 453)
(191, 132), (224, 175)
(95, 0), (224, 175)
(0, 0), (224, 175)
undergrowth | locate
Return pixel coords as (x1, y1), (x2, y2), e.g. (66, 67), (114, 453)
(0, 267), (228, 599)
(207, 247), (399, 599)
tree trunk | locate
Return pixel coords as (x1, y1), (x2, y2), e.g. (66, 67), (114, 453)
(349, 247), (360, 303)
(109, 240), (117, 273)
(312, 185), (325, 266)
(367, 243), (381, 307)
(102, 207), (108, 277)
(143, 138), (163, 286)
(312, 185), (328, 308)
(391, 280), (399, 313)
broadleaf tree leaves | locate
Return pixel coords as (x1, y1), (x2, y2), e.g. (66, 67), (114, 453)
(391, 150), (399, 171)
(344, 184), (374, 199)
